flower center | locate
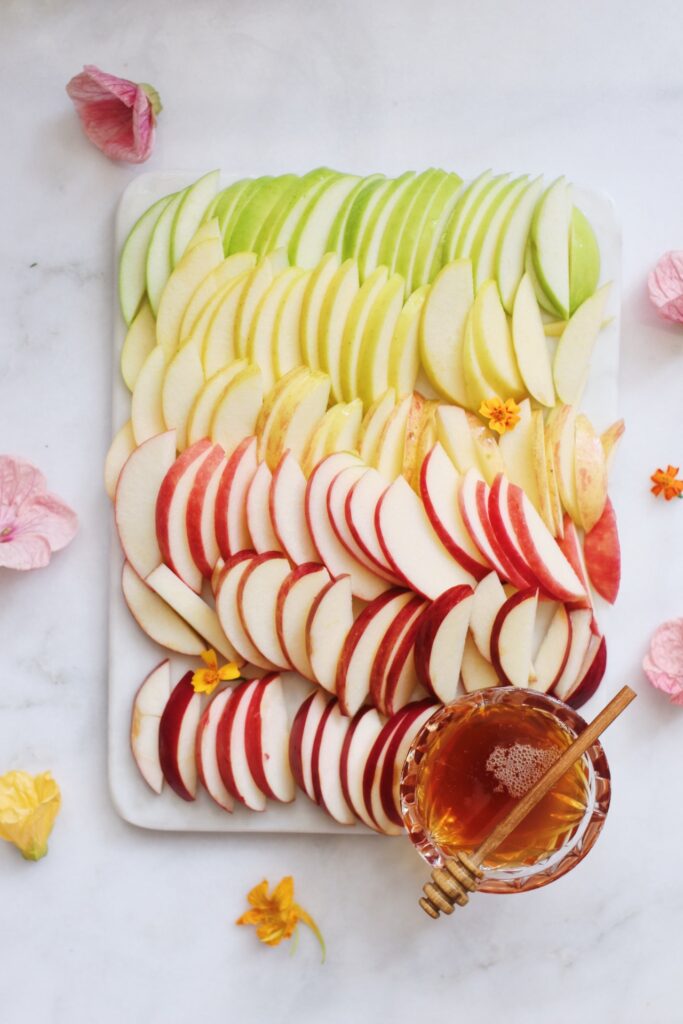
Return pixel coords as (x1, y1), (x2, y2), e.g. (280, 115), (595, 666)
(0, 526), (13, 541)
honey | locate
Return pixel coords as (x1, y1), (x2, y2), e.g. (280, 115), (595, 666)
(413, 699), (590, 868)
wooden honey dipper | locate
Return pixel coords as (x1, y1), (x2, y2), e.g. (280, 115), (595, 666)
(419, 685), (636, 919)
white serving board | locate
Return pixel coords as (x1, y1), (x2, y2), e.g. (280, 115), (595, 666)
(108, 171), (622, 833)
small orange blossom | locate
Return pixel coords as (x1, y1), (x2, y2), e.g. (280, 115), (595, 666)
(236, 876), (325, 960)
(650, 465), (683, 501)
(191, 649), (240, 695)
(478, 397), (521, 435)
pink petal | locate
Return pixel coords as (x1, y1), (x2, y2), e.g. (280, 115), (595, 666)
(648, 251), (683, 324)
(0, 533), (52, 571)
(66, 65), (157, 164)
(649, 618), (683, 675)
(28, 494), (79, 552)
(0, 456), (46, 510)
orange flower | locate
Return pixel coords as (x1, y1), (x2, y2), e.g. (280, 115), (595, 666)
(191, 649), (240, 695)
(478, 397), (521, 435)
(236, 877), (325, 960)
(650, 465), (683, 501)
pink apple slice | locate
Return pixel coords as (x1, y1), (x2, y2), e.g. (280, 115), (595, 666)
(507, 483), (587, 603)
(339, 706), (384, 829)
(215, 552), (278, 670)
(122, 561), (205, 655)
(459, 469), (532, 589)
(469, 571), (507, 662)
(583, 497), (621, 605)
(344, 467), (396, 575)
(306, 452), (391, 601)
(335, 589), (413, 717)
(414, 586), (474, 703)
(376, 475), (475, 599)
(552, 608), (593, 701)
(270, 451), (318, 564)
(490, 588), (539, 687)
(244, 674), (295, 803)
(196, 688), (235, 812)
(488, 474), (546, 592)
(156, 439), (214, 593)
(158, 671), (202, 801)
(215, 679), (266, 811)
(275, 563), (331, 679)
(529, 604), (572, 693)
(288, 689), (331, 799)
(419, 444), (491, 579)
(310, 700), (355, 825)
(115, 429), (177, 579)
(376, 701), (436, 828)
(369, 594), (425, 711)
(557, 516), (593, 615)
(245, 460), (282, 554)
(186, 443), (226, 578)
(381, 602), (431, 716)
(306, 574), (354, 693)
(328, 465), (401, 582)
(361, 708), (423, 835)
(564, 633), (607, 709)
(131, 659), (171, 794)
(214, 435), (258, 560)
(236, 552), (293, 669)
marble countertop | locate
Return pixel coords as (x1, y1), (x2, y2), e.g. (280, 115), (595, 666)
(1, 2), (682, 1021)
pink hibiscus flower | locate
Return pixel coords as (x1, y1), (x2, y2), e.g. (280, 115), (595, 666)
(648, 251), (683, 324)
(643, 618), (683, 706)
(0, 457), (78, 571)
(66, 65), (162, 164)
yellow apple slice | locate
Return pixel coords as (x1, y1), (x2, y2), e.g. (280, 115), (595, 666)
(156, 236), (223, 358)
(531, 409), (556, 534)
(574, 414), (608, 531)
(435, 405), (478, 474)
(264, 372), (331, 470)
(121, 299), (156, 392)
(301, 399), (363, 477)
(388, 285), (427, 396)
(462, 309), (498, 411)
(319, 258), (360, 403)
(233, 254), (289, 359)
(553, 283), (612, 404)
(357, 273), (405, 408)
(299, 252), (340, 370)
(544, 423), (564, 538)
(255, 366), (310, 440)
(179, 251), (256, 343)
(410, 409), (439, 490)
(185, 217), (221, 251)
(105, 421), (135, 499)
(401, 393), (427, 480)
(257, 367), (314, 462)
(272, 269), (311, 380)
(131, 345), (168, 445)
(247, 268), (304, 394)
(498, 398), (541, 511)
(466, 412), (505, 486)
(210, 364), (263, 458)
(339, 266), (388, 402)
(358, 388), (396, 465)
(601, 419), (625, 472)
(471, 280), (525, 399)
(543, 319), (568, 338)
(545, 405), (580, 523)
(201, 272), (251, 378)
(375, 394), (411, 480)
(511, 273), (555, 406)
(170, 170), (220, 266)
(419, 259), (473, 406)
(185, 360), (248, 446)
(161, 336), (204, 450)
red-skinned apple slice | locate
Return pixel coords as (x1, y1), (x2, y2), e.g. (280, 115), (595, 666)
(335, 589), (413, 717)
(490, 588), (539, 687)
(186, 443), (225, 578)
(328, 465), (401, 582)
(360, 714), (406, 835)
(115, 429), (176, 579)
(244, 674), (295, 803)
(583, 497), (621, 605)
(551, 608), (593, 701)
(469, 571), (507, 662)
(131, 659), (171, 794)
(369, 594), (425, 710)
(339, 706), (384, 828)
(306, 452), (391, 601)
(529, 604), (572, 693)
(214, 435), (257, 560)
(215, 552), (278, 669)
(459, 469), (532, 588)
(488, 474), (547, 592)
(158, 671), (202, 801)
(306, 574), (354, 693)
(270, 451), (318, 564)
(215, 679), (266, 811)
(376, 475), (475, 599)
(237, 553), (293, 669)
(275, 563), (331, 679)
(564, 633), (607, 709)
(414, 586), (474, 703)
(376, 701), (436, 828)
(288, 689), (330, 799)
(246, 460), (282, 554)
(196, 687), (235, 812)
(310, 700), (355, 825)
(419, 444), (491, 579)
(344, 467), (396, 575)
(506, 482), (587, 603)
(557, 517), (594, 619)
(122, 561), (205, 655)
(156, 438), (214, 593)
(381, 602), (430, 716)
(461, 633), (500, 692)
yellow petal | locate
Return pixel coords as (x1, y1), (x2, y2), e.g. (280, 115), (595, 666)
(0, 771), (61, 861)
(272, 875), (295, 910)
(218, 663), (241, 682)
(246, 879), (271, 908)
(200, 648), (218, 669)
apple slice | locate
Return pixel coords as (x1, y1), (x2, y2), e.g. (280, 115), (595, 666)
(529, 177), (571, 318)
(301, 399), (363, 477)
(375, 701), (436, 828)
(160, 335), (205, 450)
(435, 404), (478, 475)
(289, 689), (330, 799)
(181, 252), (257, 344)
(264, 372), (331, 470)
(269, 452), (318, 564)
(247, 268), (304, 394)
(373, 393), (411, 481)
(345, 467), (396, 575)
(498, 399), (541, 512)
(336, 589), (413, 717)
(215, 553), (278, 670)
(414, 586), (473, 702)
(358, 388), (396, 465)
(122, 561), (205, 655)
(310, 700), (355, 825)
(529, 604), (572, 694)
(145, 564), (243, 663)
(339, 706), (384, 828)
(237, 553), (293, 670)
(115, 429), (177, 579)
(156, 236), (223, 357)
(357, 273), (405, 408)
(201, 273), (252, 378)
(318, 257), (360, 403)
(340, 266), (389, 402)
(487, 474), (545, 592)
(554, 284), (612, 404)
(216, 679), (266, 811)
(458, 469), (531, 588)
(495, 176), (544, 312)
(131, 659), (171, 794)
(564, 634), (607, 709)
(468, 571), (507, 661)
(419, 258), (473, 405)
(245, 461), (282, 554)
(511, 273), (555, 406)
(381, 600), (430, 716)
(377, 475), (475, 599)
(156, 439), (214, 593)
(471, 279), (525, 399)
(557, 517), (594, 615)
(574, 414), (608, 532)
(186, 359), (248, 447)
(214, 436), (258, 560)
(369, 594), (425, 712)
(171, 170), (220, 266)
(420, 444), (491, 579)
(583, 497), (620, 604)
(306, 452), (391, 601)
(196, 688), (235, 812)
(210, 364), (263, 458)
(490, 588), (539, 687)
(388, 285), (427, 396)
(272, 269), (311, 379)
(400, 392), (427, 482)
(121, 299), (156, 392)
(244, 675), (295, 803)
(299, 252), (340, 370)
(186, 444), (225, 578)
(601, 419), (625, 471)
(360, 715), (405, 835)
(461, 633), (500, 692)
(119, 194), (172, 324)
(276, 564), (331, 679)
(328, 465), (400, 581)
(545, 404), (580, 524)
(306, 575), (354, 693)
(158, 671), (202, 800)
(552, 608), (593, 702)
(105, 421), (135, 500)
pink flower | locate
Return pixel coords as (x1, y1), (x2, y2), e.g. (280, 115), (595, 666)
(0, 457), (78, 572)
(648, 251), (683, 324)
(66, 65), (162, 164)
(643, 618), (683, 706)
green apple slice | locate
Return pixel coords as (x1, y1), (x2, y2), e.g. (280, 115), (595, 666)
(289, 174), (361, 268)
(170, 170), (220, 266)
(228, 174), (298, 255)
(210, 364), (264, 458)
(471, 279), (525, 398)
(435, 405), (478, 474)
(388, 285), (428, 396)
(327, 174), (384, 256)
(471, 176), (529, 291)
(179, 251), (257, 342)
(299, 252), (340, 370)
(146, 191), (187, 315)
(201, 272), (252, 376)
(569, 206), (600, 312)
(120, 299), (156, 392)
(358, 388), (396, 465)
(419, 258), (473, 406)
(272, 269), (312, 379)
(131, 345), (169, 445)
(214, 180), (253, 236)
(161, 334), (205, 450)
(357, 172), (416, 281)
(524, 244), (562, 316)
(247, 268), (304, 394)
(220, 178), (267, 251)
(529, 177), (571, 319)
(339, 266), (388, 401)
(357, 273), (405, 407)
(441, 170), (493, 264)
(374, 394), (411, 480)
(511, 273), (555, 407)
(553, 283), (611, 404)
(156, 236), (224, 357)
(119, 193), (173, 325)
(454, 173), (510, 260)
(318, 258), (360, 403)
(257, 168), (338, 257)
(462, 309), (498, 411)
(404, 172), (462, 294)
(186, 359), (248, 447)
(495, 176), (544, 313)
(343, 177), (392, 260)
(377, 168), (442, 278)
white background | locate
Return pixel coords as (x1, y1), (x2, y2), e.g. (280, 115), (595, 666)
(1, 2), (682, 1021)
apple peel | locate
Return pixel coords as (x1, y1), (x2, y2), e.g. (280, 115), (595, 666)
(66, 65), (161, 163)
(648, 252), (683, 324)
(643, 618), (683, 706)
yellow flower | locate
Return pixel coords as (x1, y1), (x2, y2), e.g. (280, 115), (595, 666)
(479, 397), (521, 435)
(236, 876), (325, 961)
(0, 771), (61, 861)
(651, 465), (683, 501)
(192, 649), (241, 695)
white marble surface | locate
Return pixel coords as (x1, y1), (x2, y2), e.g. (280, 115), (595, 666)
(1, 2), (682, 1021)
